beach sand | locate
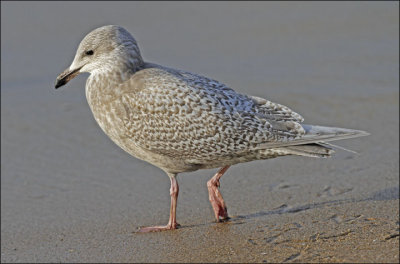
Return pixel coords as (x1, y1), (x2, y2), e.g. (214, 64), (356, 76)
(1, 2), (399, 262)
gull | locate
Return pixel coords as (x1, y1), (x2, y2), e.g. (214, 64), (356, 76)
(55, 25), (369, 232)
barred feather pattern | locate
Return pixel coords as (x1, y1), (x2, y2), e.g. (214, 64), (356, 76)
(85, 63), (307, 172)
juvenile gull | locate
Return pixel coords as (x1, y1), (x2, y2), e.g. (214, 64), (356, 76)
(55, 25), (369, 232)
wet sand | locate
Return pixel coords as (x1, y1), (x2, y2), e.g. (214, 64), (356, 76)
(1, 2), (399, 263)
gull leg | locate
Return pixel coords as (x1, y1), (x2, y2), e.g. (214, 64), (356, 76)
(207, 165), (230, 222)
(139, 173), (180, 232)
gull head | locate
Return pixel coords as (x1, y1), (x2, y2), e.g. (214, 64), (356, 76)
(55, 25), (143, 89)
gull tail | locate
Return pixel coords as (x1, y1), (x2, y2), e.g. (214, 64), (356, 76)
(300, 124), (370, 143)
(283, 143), (334, 158)
(278, 125), (368, 158)
(256, 124), (369, 158)
(319, 142), (359, 154)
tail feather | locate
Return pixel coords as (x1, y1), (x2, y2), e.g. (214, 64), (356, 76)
(319, 142), (359, 154)
(301, 124), (370, 142)
(255, 124), (369, 149)
(282, 143), (334, 158)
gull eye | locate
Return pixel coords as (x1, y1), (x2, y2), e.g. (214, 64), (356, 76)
(85, 50), (94, 56)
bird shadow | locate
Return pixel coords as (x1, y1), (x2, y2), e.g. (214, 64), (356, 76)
(180, 186), (399, 230)
(230, 186), (399, 223)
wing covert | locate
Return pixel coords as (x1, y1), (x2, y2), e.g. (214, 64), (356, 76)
(115, 67), (306, 161)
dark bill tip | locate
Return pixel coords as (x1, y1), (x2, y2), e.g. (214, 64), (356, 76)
(54, 67), (82, 89)
(55, 78), (67, 89)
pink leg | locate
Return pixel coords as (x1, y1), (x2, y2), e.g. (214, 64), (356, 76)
(139, 173), (180, 232)
(207, 166), (231, 222)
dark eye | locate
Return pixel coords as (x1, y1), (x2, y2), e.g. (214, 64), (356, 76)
(85, 50), (94, 56)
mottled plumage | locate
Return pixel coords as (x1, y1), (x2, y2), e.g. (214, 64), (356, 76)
(56, 25), (368, 232)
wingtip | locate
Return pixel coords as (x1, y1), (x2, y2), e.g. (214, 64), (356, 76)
(357, 130), (370, 137)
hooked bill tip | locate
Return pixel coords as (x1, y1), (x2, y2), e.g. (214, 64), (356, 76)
(55, 78), (66, 89)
